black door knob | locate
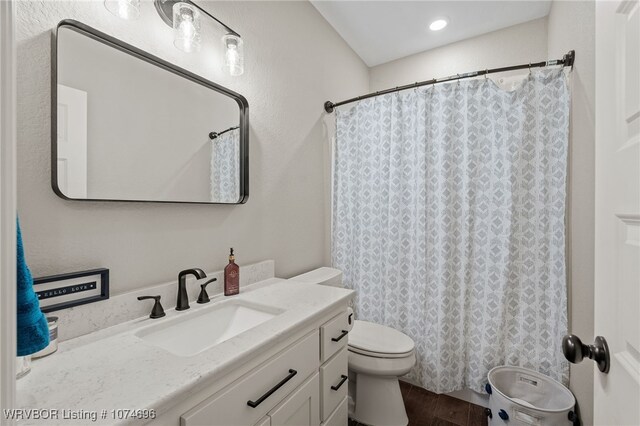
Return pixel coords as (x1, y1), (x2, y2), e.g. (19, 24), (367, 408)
(562, 334), (610, 373)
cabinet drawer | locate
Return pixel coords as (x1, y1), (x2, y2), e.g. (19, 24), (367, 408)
(320, 347), (348, 421)
(268, 372), (319, 426)
(181, 331), (319, 426)
(320, 311), (350, 362)
(254, 416), (270, 426)
(322, 397), (347, 426)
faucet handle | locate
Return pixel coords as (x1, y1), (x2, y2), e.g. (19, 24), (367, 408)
(137, 295), (166, 319)
(197, 278), (217, 304)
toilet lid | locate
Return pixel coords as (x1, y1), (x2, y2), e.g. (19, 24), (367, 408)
(348, 320), (415, 356)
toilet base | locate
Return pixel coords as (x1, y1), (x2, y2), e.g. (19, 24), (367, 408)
(351, 373), (408, 426)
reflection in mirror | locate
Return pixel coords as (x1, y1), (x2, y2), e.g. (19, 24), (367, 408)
(210, 128), (240, 203)
(54, 21), (248, 204)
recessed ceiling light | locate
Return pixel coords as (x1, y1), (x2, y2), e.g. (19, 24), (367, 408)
(429, 19), (448, 31)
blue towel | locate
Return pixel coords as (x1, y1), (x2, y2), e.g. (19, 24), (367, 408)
(16, 219), (49, 356)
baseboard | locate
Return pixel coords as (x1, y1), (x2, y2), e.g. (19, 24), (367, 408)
(400, 378), (489, 408)
(446, 389), (489, 408)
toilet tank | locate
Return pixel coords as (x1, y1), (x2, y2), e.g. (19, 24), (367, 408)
(289, 267), (343, 288)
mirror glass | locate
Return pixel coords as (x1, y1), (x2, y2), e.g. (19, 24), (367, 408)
(54, 22), (248, 204)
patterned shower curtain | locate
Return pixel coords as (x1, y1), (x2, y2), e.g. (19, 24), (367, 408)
(210, 129), (240, 203)
(332, 69), (570, 393)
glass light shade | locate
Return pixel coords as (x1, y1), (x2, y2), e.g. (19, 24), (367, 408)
(173, 2), (201, 53)
(104, 0), (140, 20)
(223, 34), (244, 76)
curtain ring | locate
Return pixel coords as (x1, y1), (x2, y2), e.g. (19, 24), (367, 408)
(457, 74), (461, 85)
(484, 69), (488, 80)
(529, 62), (532, 75)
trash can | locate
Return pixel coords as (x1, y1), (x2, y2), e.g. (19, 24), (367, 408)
(485, 366), (577, 426)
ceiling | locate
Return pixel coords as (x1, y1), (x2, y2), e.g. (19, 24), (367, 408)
(310, 1), (552, 67)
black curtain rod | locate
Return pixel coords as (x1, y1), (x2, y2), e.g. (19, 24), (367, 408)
(209, 126), (239, 140)
(324, 50), (575, 113)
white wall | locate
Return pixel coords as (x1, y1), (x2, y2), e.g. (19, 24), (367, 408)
(16, 0), (369, 295)
(548, 2), (596, 425)
(370, 18), (548, 91)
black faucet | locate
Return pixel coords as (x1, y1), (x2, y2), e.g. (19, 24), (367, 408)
(137, 295), (166, 319)
(197, 278), (217, 304)
(177, 268), (207, 311)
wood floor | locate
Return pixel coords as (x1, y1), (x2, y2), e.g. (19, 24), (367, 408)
(349, 381), (488, 426)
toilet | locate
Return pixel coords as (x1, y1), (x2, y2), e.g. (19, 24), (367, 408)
(290, 267), (416, 426)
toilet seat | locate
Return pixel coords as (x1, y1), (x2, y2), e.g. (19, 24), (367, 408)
(348, 345), (414, 359)
(348, 320), (415, 358)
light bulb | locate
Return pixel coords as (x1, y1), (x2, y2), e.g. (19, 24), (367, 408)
(223, 34), (244, 76)
(173, 2), (201, 53)
(104, 0), (140, 20)
(429, 19), (448, 31)
(179, 19), (195, 42)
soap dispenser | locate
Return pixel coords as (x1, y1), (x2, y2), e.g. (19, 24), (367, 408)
(224, 248), (239, 296)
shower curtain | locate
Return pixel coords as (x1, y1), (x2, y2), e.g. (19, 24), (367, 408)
(210, 129), (240, 203)
(332, 69), (570, 393)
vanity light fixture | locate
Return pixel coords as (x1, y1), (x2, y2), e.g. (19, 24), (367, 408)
(172, 2), (201, 52)
(154, 0), (244, 76)
(104, 0), (140, 20)
(223, 34), (244, 76)
(429, 18), (448, 31)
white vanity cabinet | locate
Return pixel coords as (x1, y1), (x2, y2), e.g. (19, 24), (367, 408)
(318, 311), (351, 425)
(268, 373), (319, 425)
(254, 417), (271, 426)
(179, 308), (352, 426)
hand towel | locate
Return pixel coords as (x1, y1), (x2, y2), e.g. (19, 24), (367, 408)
(16, 219), (49, 356)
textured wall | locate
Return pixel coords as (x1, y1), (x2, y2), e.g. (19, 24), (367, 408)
(369, 18), (548, 91)
(16, 0), (368, 295)
(548, 1), (596, 425)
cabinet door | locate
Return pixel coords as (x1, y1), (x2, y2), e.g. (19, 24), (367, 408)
(181, 331), (319, 426)
(269, 373), (320, 426)
(322, 397), (347, 426)
(254, 416), (270, 426)
(320, 347), (348, 421)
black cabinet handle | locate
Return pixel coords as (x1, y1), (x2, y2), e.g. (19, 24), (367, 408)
(331, 330), (348, 342)
(247, 369), (297, 408)
(331, 375), (348, 391)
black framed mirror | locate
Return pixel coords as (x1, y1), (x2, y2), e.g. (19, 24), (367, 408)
(52, 20), (249, 204)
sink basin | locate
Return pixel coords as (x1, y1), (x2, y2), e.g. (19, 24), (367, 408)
(135, 300), (283, 357)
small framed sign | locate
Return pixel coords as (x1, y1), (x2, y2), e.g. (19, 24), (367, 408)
(34, 268), (109, 313)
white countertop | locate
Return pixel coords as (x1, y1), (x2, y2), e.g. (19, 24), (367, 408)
(16, 279), (354, 425)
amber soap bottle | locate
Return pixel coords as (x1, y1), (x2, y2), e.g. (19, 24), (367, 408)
(224, 248), (239, 296)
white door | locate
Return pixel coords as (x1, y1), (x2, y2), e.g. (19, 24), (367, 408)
(594, 1), (640, 425)
(268, 373), (319, 426)
(56, 84), (87, 198)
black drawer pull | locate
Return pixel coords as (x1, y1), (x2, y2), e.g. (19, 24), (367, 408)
(247, 369), (297, 408)
(331, 375), (348, 391)
(331, 330), (348, 342)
